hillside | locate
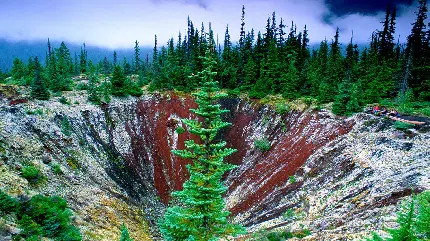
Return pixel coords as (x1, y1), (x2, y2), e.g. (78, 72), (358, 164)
(0, 85), (428, 240)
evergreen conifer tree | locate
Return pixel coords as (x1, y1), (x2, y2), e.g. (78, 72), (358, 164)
(406, 0), (428, 97)
(113, 51), (118, 67)
(122, 58), (132, 76)
(74, 53), (80, 75)
(241, 57), (257, 91)
(31, 57), (50, 100)
(159, 37), (245, 241)
(111, 65), (127, 97)
(11, 57), (26, 83)
(102, 57), (111, 75)
(80, 43), (87, 74)
(87, 74), (101, 104)
(133, 40), (141, 74)
(367, 191), (430, 241)
(119, 224), (133, 241)
(54, 42), (73, 91)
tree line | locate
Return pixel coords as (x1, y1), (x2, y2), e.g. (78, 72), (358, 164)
(1, 1), (429, 116)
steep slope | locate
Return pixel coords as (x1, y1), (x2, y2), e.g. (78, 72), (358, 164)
(240, 113), (430, 240)
(0, 87), (428, 240)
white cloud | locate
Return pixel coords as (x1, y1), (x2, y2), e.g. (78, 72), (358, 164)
(0, 0), (419, 49)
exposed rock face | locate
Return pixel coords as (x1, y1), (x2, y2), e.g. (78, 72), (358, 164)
(0, 90), (428, 240)
(243, 114), (430, 240)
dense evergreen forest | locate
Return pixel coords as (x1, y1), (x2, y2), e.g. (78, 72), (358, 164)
(1, 1), (429, 116)
(0, 39), (152, 72)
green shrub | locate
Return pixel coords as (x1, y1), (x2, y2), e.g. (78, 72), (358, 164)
(254, 138), (271, 152)
(417, 106), (430, 117)
(51, 164), (62, 175)
(280, 122), (287, 132)
(282, 208), (295, 221)
(289, 176), (296, 184)
(119, 223), (134, 241)
(175, 126), (185, 134)
(281, 231), (294, 239)
(267, 232), (281, 241)
(1, 192), (81, 240)
(59, 96), (71, 105)
(66, 158), (81, 170)
(26, 108), (45, 115)
(275, 103), (290, 115)
(397, 103), (415, 115)
(17, 195), (82, 241)
(227, 88), (241, 97)
(75, 83), (88, 90)
(61, 117), (72, 137)
(293, 229), (311, 238)
(394, 121), (415, 131)
(0, 190), (19, 214)
(128, 82), (143, 97)
(21, 165), (44, 184)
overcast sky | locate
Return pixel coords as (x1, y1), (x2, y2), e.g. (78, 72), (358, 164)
(0, 0), (426, 49)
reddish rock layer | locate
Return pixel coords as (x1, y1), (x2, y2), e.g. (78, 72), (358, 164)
(100, 94), (354, 225)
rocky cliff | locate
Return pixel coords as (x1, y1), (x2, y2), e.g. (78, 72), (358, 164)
(0, 86), (428, 240)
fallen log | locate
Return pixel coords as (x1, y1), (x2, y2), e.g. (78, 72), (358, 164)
(388, 116), (426, 125)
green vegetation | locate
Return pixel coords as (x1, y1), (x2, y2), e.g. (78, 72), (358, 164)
(61, 116), (72, 137)
(1, 1), (428, 118)
(251, 229), (310, 241)
(119, 224), (134, 241)
(254, 138), (271, 152)
(26, 108), (45, 115)
(289, 175), (296, 184)
(175, 126), (185, 134)
(394, 121), (415, 131)
(366, 191), (430, 241)
(30, 57), (50, 100)
(17, 195), (82, 241)
(59, 96), (71, 105)
(282, 208), (296, 221)
(0, 190), (19, 214)
(275, 103), (291, 115)
(0, 190), (81, 240)
(51, 163), (63, 175)
(159, 39), (245, 240)
(21, 165), (45, 184)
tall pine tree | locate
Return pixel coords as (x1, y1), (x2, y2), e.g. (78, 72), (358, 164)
(31, 57), (50, 100)
(159, 37), (245, 241)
